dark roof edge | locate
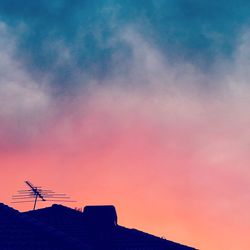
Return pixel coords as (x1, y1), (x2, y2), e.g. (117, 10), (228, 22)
(118, 225), (198, 250)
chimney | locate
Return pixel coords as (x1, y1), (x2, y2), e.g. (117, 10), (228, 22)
(83, 205), (117, 229)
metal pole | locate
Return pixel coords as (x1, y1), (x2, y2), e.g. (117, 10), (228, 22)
(33, 194), (38, 210)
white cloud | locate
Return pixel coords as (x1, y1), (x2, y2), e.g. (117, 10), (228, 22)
(0, 22), (52, 125)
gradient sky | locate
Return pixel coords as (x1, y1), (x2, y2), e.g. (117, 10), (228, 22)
(1, 1), (250, 249)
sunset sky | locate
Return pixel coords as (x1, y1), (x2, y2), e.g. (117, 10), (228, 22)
(1, 1), (250, 249)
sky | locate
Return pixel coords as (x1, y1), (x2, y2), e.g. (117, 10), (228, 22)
(1, 1), (250, 249)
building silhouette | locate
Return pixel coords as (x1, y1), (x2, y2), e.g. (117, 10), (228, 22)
(0, 203), (197, 250)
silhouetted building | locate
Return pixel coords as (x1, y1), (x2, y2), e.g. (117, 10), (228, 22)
(0, 203), (86, 250)
(0, 202), (197, 249)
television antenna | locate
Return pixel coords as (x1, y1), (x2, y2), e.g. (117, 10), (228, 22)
(12, 181), (76, 210)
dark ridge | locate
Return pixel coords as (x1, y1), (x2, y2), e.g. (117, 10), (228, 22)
(0, 203), (86, 250)
(22, 203), (197, 250)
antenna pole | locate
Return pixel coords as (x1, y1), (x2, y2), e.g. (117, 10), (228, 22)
(33, 193), (38, 210)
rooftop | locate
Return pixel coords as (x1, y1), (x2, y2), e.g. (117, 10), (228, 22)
(0, 202), (197, 250)
(0, 203), (86, 250)
(23, 204), (197, 250)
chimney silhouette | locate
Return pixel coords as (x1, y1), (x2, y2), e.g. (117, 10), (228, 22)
(83, 205), (117, 229)
(83, 205), (118, 247)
